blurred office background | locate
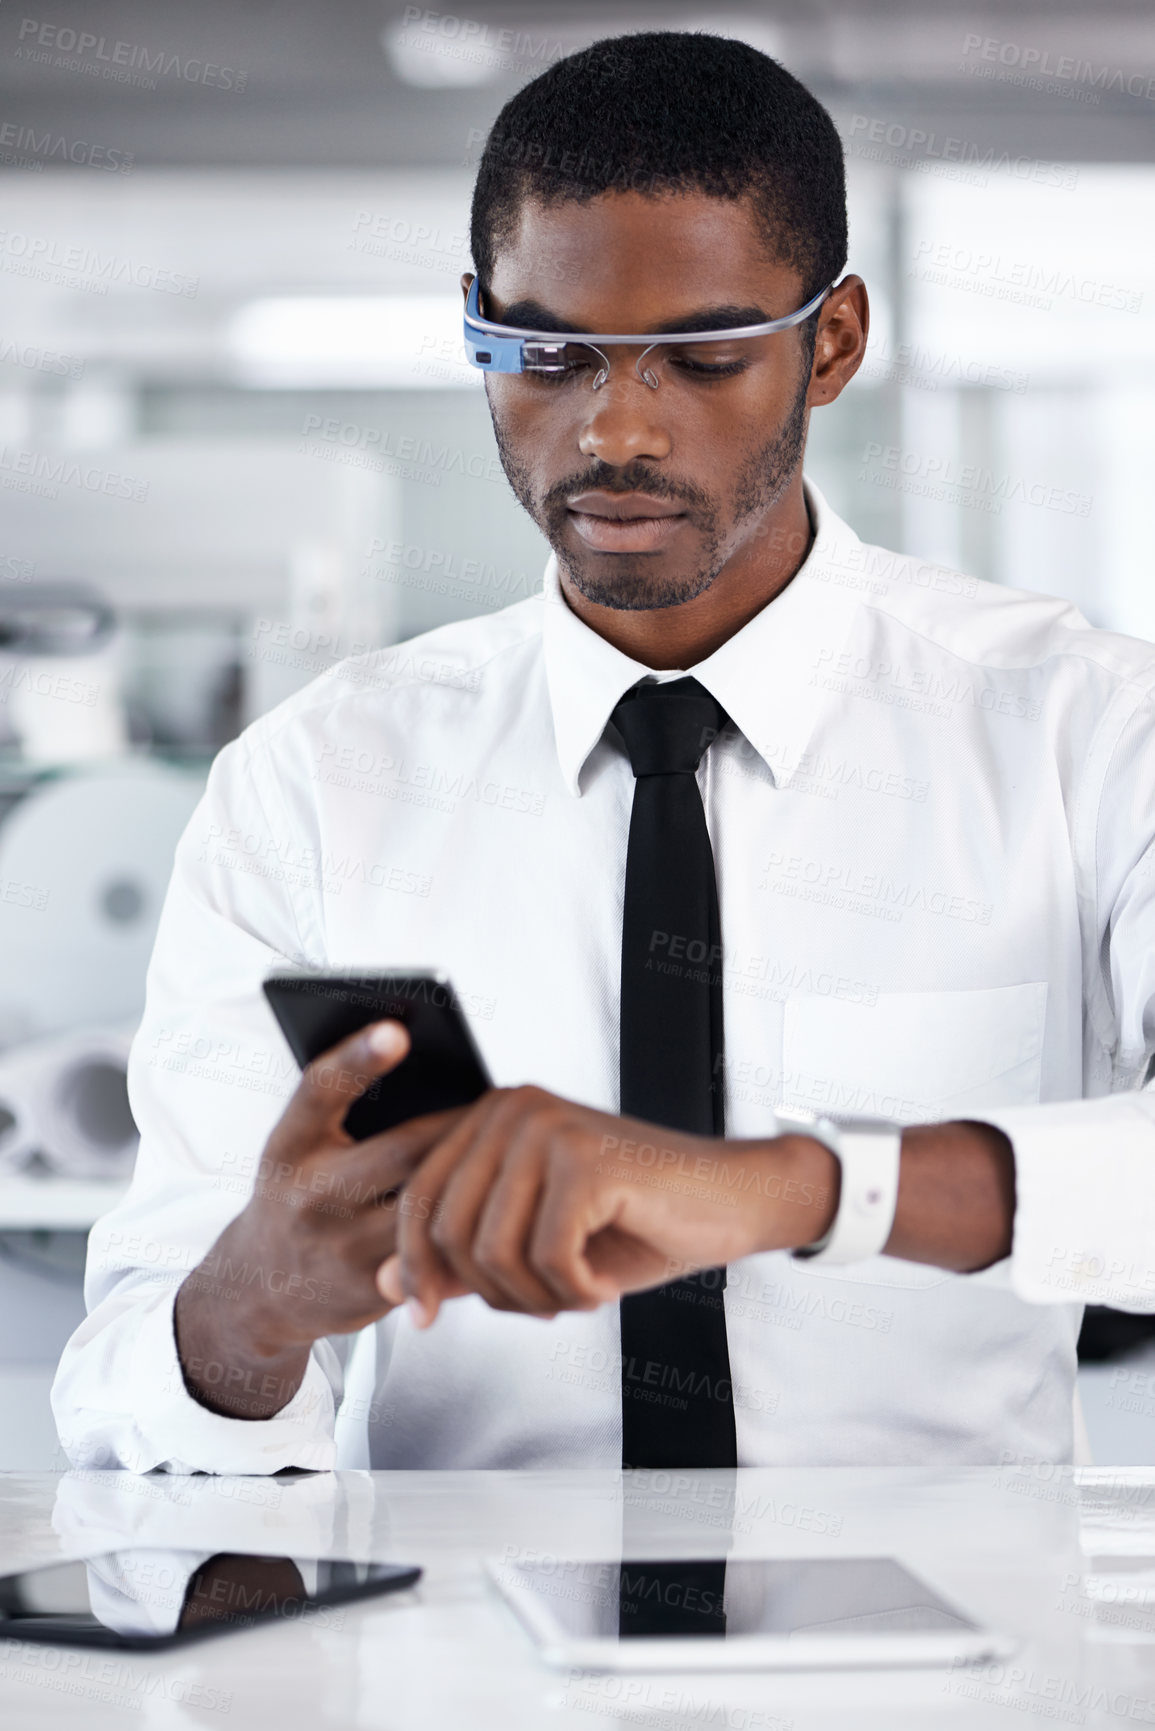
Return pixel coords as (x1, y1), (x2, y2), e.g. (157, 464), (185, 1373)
(0, 0), (1152, 1466)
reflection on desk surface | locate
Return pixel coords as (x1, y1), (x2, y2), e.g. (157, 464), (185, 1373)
(0, 1549), (420, 1648)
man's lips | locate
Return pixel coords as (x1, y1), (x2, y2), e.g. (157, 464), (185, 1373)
(565, 489), (688, 552)
(566, 490), (684, 521)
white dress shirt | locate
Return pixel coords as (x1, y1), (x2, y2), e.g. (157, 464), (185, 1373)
(52, 479), (1155, 1476)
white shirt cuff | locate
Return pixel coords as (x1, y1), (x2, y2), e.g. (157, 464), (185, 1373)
(981, 1095), (1155, 1311)
(92, 1286), (338, 1474)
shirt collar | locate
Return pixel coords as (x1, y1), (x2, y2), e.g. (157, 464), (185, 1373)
(542, 477), (863, 796)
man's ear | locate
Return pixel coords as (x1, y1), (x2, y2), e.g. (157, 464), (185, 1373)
(807, 274), (869, 409)
(461, 272), (475, 305)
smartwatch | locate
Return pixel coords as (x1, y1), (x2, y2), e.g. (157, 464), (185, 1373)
(775, 1109), (903, 1266)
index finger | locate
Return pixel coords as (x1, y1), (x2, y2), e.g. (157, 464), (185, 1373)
(278, 1021), (411, 1154)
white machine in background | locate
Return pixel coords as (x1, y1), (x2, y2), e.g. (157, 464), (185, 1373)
(0, 761), (203, 1179)
(0, 590), (208, 1472)
(0, 586), (204, 1178)
(0, 760), (203, 1043)
(0, 1025), (137, 1182)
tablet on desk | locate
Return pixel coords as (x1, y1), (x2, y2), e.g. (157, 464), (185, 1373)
(0, 1551), (422, 1651)
(486, 1555), (1016, 1672)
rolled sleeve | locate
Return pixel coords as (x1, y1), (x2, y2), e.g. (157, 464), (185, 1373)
(55, 1279), (340, 1475)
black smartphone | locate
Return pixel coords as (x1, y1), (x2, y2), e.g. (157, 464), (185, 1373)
(0, 1551), (421, 1651)
(263, 969), (493, 1139)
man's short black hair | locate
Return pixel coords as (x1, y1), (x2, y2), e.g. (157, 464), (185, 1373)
(470, 31), (847, 304)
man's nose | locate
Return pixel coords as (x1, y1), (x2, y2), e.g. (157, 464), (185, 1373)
(577, 372), (673, 467)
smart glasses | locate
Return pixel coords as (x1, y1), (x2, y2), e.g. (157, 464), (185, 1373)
(463, 276), (832, 390)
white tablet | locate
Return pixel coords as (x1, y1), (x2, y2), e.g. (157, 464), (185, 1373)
(486, 1555), (1016, 1672)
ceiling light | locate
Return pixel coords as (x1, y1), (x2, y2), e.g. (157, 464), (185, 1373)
(381, 17), (506, 89)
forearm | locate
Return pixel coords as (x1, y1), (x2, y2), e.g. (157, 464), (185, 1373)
(885, 1120), (1015, 1270)
(174, 1255), (311, 1422)
(760, 1120), (1015, 1272)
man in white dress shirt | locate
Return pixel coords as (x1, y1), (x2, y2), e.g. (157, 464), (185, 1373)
(54, 32), (1155, 1476)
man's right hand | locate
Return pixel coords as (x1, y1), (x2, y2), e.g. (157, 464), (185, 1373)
(174, 1021), (463, 1420)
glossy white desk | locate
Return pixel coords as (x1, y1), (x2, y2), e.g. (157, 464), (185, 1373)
(0, 1466), (1153, 1729)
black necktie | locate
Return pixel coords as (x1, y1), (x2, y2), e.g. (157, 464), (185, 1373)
(611, 676), (737, 1472)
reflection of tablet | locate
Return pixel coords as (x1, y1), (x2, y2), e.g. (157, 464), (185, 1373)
(486, 1555), (1016, 1671)
(263, 969), (492, 1139)
(0, 1552), (421, 1651)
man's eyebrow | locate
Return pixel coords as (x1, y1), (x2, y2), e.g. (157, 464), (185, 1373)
(492, 299), (773, 335)
(648, 305), (772, 335)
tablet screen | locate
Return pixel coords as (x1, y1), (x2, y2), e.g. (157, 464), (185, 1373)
(498, 1556), (979, 1641)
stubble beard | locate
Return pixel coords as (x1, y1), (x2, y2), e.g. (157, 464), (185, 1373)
(489, 376), (809, 613)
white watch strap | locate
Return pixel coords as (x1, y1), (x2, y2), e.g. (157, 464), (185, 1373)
(794, 1127), (903, 1265)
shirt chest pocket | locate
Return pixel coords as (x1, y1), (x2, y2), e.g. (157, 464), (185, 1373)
(779, 983), (1048, 1289)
